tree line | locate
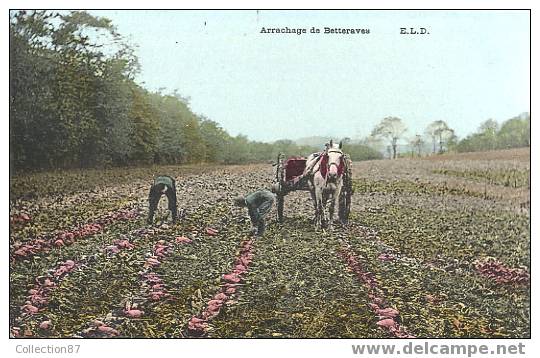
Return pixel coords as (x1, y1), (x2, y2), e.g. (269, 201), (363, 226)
(455, 114), (530, 153)
(369, 113), (529, 159)
(9, 11), (320, 171)
(9, 10), (382, 171)
(10, 11), (528, 172)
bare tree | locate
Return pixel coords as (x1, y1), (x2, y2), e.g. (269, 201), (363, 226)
(425, 120), (454, 154)
(371, 116), (407, 159)
(409, 134), (425, 157)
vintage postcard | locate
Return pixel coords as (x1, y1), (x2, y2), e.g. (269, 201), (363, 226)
(7, 5), (533, 357)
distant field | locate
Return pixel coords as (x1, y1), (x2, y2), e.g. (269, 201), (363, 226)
(9, 148), (530, 338)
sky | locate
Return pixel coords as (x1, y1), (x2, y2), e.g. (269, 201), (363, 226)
(89, 10), (530, 143)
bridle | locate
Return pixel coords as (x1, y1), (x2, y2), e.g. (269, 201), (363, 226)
(324, 149), (344, 181)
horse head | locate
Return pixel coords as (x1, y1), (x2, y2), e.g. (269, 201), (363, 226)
(322, 140), (344, 181)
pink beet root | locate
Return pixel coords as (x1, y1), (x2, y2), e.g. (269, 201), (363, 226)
(376, 318), (396, 329)
(188, 317), (208, 332)
(222, 273), (241, 283)
(378, 253), (395, 262)
(203, 310), (218, 320)
(175, 236), (192, 244)
(54, 239), (64, 247)
(106, 245), (121, 254)
(145, 257), (161, 267)
(14, 248), (28, 257)
(54, 267), (68, 277)
(22, 304), (39, 314)
(125, 309), (144, 318)
(39, 320), (52, 329)
(144, 276), (162, 284)
(91, 319), (105, 327)
(205, 301), (222, 315)
(30, 294), (47, 306)
(154, 247), (168, 257)
(214, 292), (228, 301)
(189, 317), (206, 325)
(97, 325), (119, 335)
(474, 258), (529, 284)
(208, 299), (224, 307)
(234, 264), (247, 273)
(150, 292), (169, 300)
(206, 227), (218, 236)
(376, 307), (399, 318)
(64, 260), (76, 268)
(116, 240), (134, 249)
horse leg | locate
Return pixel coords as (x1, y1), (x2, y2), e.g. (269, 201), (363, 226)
(321, 192), (328, 229)
(309, 188), (318, 223)
(315, 187), (324, 230)
(333, 180), (343, 226)
(310, 176), (321, 228)
(326, 194), (334, 230)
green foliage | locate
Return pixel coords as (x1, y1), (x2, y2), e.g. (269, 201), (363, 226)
(11, 10), (374, 172)
(199, 119), (229, 163)
(10, 10), (328, 172)
(343, 143), (383, 161)
(10, 10), (139, 169)
(498, 114), (530, 148)
(456, 114), (530, 153)
(129, 88), (159, 163)
(11, 10), (528, 172)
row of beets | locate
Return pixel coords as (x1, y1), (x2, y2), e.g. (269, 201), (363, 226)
(11, 259), (78, 337)
(11, 208), (139, 262)
(356, 221), (530, 287)
(141, 239), (176, 302)
(10, 213), (31, 225)
(78, 230), (178, 337)
(474, 257), (529, 285)
(11, 232), (140, 338)
(338, 243), (415, 339)
(376, 239), (530, 287)
(187, 238), (255, 336)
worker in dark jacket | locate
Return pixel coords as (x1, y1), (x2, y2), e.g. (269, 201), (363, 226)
(148, 175), (177, 224)
(234, 189), (275, 236)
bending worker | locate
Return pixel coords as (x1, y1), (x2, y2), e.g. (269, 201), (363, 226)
(234, 189), (275, 237)
(148, 175), (178, 224)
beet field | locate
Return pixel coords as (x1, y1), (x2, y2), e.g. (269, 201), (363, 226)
(9, 148), (530, 338)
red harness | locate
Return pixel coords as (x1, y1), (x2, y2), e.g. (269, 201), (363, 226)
(319, 152), (344, 179)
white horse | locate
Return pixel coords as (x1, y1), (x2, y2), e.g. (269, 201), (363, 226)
(305, 140), (345, 229)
